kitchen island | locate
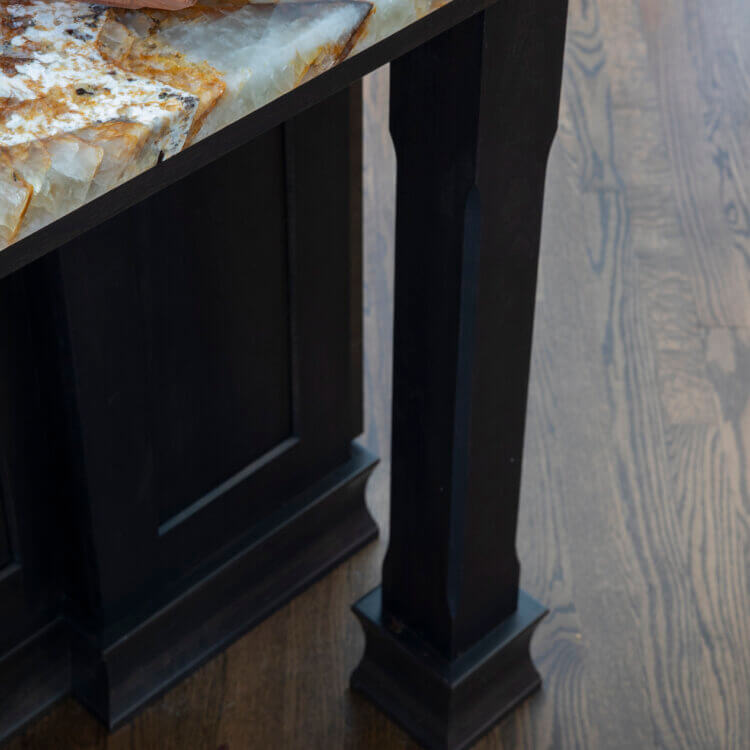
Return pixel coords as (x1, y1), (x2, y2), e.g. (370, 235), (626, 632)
(0, 0), (568, 747)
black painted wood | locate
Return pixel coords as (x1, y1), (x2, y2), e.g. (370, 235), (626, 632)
(0, 265), (72, 744)
(0, 497), (8, 569)
(0, 620), (70, 743)
(36, 125), (297, 619)
(0, 82), (375, 740)
(352, 0), (568, 746)
(0, 447), (377, 742)
(347, 83), (365, 440)
(0, 269), (62, 656)
(71, 444), (377, 730)
(22, 85), (362, 628)
(353, 588), (547, 750)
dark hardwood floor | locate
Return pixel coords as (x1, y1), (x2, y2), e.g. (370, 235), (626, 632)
(7, 0), (750, 747)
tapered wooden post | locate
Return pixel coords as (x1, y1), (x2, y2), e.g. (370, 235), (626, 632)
(352, 1), (568, 747)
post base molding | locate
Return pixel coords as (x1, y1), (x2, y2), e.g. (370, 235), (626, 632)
(351, 588), (547, 750)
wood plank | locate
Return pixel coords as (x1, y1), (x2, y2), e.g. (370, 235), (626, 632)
(603, 1), (750, 748)
(513, 2), (723, 748)
(628, 2), (750, 748)
(638, 0), (750, 326)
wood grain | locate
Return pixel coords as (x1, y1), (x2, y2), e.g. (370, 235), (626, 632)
(6, 0), (750, 746)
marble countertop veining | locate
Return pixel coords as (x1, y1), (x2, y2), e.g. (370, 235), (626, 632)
(0, 0), (444, 249)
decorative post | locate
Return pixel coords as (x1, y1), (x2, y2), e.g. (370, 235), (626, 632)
(352, 1), (569, 747)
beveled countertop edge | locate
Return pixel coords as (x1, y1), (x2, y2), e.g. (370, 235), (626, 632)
(0, 0), (497, 281)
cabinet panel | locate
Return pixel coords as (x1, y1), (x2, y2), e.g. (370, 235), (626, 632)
(0, 266), (65, 653)
(0, 494), (8, 568)
(22, 85), (364, 620)
(56, 127), (294, 529)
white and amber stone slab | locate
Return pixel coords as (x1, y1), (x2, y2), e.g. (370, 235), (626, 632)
(0, 0), (446, 249)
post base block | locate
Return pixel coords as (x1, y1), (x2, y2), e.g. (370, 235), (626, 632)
(351, 587), (547, 750)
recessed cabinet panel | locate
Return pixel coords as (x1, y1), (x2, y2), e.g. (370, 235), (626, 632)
(0, 494), (9, 569)
(56, 128), (294, 528)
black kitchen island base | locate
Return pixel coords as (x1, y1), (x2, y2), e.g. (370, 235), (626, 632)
(0, 83), (374, 743)
(352, 588), (546, 750)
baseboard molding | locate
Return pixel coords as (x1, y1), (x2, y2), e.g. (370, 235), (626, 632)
(0, 620), (70, 743)
(0, 444), (378, 742)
